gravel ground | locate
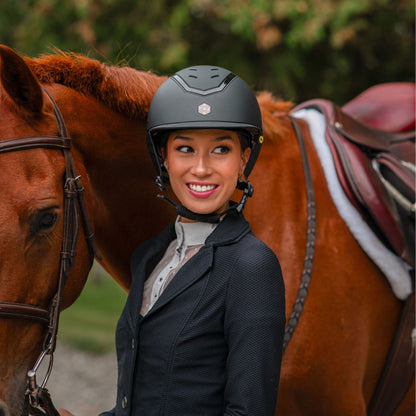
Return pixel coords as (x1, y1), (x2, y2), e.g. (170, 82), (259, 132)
(46, 344), (118, 416)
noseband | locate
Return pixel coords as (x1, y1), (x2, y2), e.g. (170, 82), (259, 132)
(0, 88), (98, 414)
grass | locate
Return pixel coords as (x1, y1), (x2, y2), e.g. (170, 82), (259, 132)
(58, 262), (128, 354)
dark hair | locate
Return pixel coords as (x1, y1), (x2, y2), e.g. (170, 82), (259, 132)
(236, 130), (250, 151)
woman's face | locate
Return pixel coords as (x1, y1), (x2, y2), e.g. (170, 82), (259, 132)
(164, 129), (250, 222)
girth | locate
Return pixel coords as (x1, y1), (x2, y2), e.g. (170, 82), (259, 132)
(0, 88), (98, 414)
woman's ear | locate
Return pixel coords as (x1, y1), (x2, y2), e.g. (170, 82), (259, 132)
(240, 147), (251, 175)
(161, 148), (168, 171)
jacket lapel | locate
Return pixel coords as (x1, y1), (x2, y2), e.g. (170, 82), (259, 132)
(140, 210), (251, 319)
(126, 224), (176, 326)
(144, 244), (214, 318)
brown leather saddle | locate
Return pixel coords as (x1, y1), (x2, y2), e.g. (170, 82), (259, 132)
(292, 83), (415, 267)
(343, 82), (415, 132)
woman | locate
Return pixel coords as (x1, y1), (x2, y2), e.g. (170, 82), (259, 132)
(62, 65), (285, 416)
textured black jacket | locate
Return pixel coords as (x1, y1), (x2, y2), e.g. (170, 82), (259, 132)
(101, 211), (285, 416)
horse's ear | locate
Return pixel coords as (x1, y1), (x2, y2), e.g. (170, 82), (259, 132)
(0, 45), (43, 114)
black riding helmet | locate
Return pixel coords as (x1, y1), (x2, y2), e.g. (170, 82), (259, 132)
(146, 65), (264, 222)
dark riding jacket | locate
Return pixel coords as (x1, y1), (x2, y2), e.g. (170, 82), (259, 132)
(101, 211), (285, 416)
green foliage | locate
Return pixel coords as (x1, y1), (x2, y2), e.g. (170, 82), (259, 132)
(0, 0), (413, 102)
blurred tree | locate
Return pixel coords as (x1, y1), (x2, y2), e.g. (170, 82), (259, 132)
(0, 0), (413, 103)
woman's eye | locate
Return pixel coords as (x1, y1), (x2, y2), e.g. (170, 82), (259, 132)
(213, 146), (230, 154)
(177, 145), (193, 153)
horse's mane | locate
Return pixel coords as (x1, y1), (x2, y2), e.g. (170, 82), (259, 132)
(257, 92), (294, 140)
(25, 52), (293, 133)
(25, 52), (166, 119)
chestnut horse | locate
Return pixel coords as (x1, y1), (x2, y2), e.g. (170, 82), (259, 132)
(0, 45), (413, 416)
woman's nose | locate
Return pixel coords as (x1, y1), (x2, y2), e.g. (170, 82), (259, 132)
(191, 154), (212, 176)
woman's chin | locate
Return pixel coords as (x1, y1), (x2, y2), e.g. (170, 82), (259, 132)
(181, 203), (229, 216)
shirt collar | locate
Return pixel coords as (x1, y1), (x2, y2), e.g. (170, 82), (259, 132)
(174, 216), (218, 249)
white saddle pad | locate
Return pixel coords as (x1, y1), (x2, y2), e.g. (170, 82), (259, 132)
(293, 108), (412, 300)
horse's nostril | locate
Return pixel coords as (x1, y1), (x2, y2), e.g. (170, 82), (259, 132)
(0, 401), (9, 416)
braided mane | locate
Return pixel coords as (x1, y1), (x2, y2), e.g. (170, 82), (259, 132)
(25, 52), (166, 120)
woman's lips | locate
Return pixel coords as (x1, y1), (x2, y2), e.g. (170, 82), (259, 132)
(187, 183), (218, 198)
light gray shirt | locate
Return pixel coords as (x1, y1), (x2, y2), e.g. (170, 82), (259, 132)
(140, 218), (217, 316)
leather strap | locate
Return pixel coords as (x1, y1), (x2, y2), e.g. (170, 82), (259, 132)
(367, 291), (415, 416)
(282, 116), (317, 352)
(0, 136), (70, 153)
(24, 387), (60, 416)
(0, 302), (49, 324)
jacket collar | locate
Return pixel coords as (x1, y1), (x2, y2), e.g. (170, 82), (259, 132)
(206, 210), (251, 247)
(149, 211), (251, 316)
(131, 210), (251, 322)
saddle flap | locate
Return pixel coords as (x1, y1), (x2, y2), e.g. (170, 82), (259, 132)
(294, 98), (415, 267)
(327, 115), (415, 266)
(327, 130), (407, 258)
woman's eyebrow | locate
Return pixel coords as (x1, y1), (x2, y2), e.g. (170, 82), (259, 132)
(214, 135), (233, 142)
(172, 135), (193, 141)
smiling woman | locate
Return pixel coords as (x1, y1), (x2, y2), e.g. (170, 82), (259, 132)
(163, 129), (250, 218)
(146, 65), (264, 223)
(62, 65), (285, 416)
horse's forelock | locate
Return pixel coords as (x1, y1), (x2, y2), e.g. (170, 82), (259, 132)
(25, 52), (166, 120)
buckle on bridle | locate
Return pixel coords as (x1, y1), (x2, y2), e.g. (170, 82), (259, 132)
(25, 350), (54, 406)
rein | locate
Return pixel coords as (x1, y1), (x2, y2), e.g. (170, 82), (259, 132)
(281, 116), (317, 353)
(0, 88), (98, 415)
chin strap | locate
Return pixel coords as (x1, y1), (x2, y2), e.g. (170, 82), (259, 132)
(155, 176), (253, 223)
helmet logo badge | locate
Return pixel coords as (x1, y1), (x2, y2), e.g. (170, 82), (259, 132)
(198, 103), (211, 116)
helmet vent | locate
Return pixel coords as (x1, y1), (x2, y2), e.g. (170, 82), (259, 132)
(173, 67), (236, 95)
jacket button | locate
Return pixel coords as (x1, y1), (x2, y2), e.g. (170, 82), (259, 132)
(131, 338), (135, 349)
(122, 396), (128, 408)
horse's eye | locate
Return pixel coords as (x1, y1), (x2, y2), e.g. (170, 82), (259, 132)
(40, 212), (58, 228)
(31, 210), (59, 234)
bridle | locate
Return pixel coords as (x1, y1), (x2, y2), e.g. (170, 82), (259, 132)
(0, 88), (98, 415)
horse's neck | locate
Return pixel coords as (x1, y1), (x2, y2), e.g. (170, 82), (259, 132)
(56, 86), (174, 289)
(243, 114), (321, 304)
(246, 115), (308, 229)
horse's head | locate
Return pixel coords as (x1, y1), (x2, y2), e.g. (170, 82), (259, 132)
(0, 46), (93, 414)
